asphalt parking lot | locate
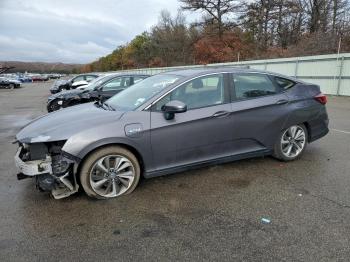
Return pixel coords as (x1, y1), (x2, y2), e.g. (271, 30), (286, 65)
(0, 82), (350, 262)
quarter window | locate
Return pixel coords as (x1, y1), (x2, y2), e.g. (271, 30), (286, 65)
(274, 77), (295, 90)
(154, 74), (224, 111)
(233, 74), (277, 100)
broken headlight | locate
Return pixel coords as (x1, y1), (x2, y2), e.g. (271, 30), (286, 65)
(51, 155), (72, 175)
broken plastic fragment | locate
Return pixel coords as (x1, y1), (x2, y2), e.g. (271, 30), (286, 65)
(261, 218), (271, 224)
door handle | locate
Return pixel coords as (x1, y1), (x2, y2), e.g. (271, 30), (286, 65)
(212, 111), (230, 118)
(276, 99), (289, 105)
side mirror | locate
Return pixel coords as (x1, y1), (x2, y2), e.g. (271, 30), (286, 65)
(161, 100), (187, 120)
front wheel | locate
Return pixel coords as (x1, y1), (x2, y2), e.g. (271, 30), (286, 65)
(47, 100), (62, 112)
(80, 146), (140, 199)
(273, 124), (308, 161)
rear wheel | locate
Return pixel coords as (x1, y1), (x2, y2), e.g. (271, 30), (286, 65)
(80, 146), (140, 199)
(273, 124), (307, 161)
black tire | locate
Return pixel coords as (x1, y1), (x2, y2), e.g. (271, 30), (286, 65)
(9, 84), (15, 89)
(273, 124), (308, 161)
(80, 146), (140, 199)
(47, 100), (61, 112)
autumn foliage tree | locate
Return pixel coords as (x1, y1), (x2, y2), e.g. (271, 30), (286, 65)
(83, 0), (350, 72)
(193, 29), (254, 64)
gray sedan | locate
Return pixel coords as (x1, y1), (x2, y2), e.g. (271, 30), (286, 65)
(14, 68), (329, 199)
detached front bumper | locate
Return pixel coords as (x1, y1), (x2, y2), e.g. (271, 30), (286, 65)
(15, 147), (52, 176)
(14, 146), (79, 199)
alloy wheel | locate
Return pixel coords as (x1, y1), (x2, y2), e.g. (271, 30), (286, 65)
(89, 155), (135, 198)
(281, 125), (306, 158)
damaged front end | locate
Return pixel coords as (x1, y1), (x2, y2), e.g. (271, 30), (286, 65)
(14, 141), (79, 199)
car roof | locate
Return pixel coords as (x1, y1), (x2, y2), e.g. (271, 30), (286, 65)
(98, 73), (149, 79)
(162, 67), (302, 83)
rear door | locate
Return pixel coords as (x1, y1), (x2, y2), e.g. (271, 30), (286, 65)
(149, 73), (233, 171)
(229, 73), (291, 153)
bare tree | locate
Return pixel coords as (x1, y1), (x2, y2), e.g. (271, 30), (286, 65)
(150, 10), (196, 66)
(180, 0), (239, 38)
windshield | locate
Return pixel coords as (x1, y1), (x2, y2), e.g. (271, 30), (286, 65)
(107, 74), (181, 111)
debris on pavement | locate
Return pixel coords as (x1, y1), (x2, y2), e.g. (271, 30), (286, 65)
(261, 218), (271, 224)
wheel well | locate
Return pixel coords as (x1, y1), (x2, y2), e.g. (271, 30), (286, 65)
(303, 122), (311, 141)
(76, 143), (145, 179)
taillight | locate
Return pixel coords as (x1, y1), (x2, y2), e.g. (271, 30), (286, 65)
(314, 93), (327, 105)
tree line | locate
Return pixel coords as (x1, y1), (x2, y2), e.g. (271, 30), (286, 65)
(81, 0), (350, 72)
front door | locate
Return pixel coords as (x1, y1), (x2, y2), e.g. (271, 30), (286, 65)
(149, 73), (233, 172)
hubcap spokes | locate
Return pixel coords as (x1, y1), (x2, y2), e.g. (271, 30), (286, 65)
(281, 126), (306, 158)
(90, 155), (135, 197)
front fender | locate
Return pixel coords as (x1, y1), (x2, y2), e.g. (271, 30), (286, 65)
(71, 137), (145, 160)
(61, 111), (152, 171)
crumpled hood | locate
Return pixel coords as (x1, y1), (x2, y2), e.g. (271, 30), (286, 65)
(50, 80), (68, 90)
(48, 89), (85, 100)
(16, 103), (124, 143)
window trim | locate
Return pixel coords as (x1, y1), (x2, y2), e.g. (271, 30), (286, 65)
(230, 72), (282, 102)
(150, 73), (230, 112)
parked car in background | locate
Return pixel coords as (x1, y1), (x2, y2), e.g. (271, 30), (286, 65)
(48, 74), (61, 79)
(17, 75), (33, 83)
(0, 77), (11, 88)
(0, 77), (21, 89)
(14, 68), (329, 200)
(29, 74), (49, 82)
(47, 73), (149, 112)
(50, 73), (99, 94)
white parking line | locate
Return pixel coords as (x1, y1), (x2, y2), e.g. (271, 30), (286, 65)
(331, 129), (350, 134)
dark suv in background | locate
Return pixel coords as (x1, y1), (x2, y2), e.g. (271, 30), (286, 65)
(50, 73), (99, 94)
(47, 73), (149, 112)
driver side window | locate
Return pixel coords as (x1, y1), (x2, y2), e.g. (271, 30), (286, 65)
(154, 74), (224, 111)
(72, 76), (84, 82)
(102, 77), (130, 91)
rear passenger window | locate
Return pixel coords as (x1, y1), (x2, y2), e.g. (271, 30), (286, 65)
(233, 74), (277, 100)
(274, 77), (295, 90)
